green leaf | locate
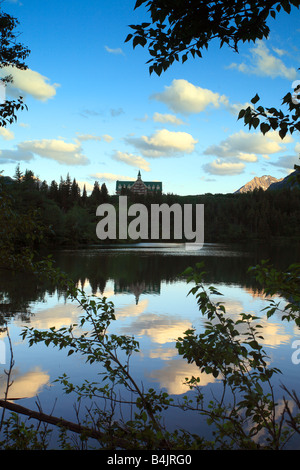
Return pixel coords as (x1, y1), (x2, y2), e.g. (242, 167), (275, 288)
(237, 108), (245, 120)
(125, 33), (133, 43)
(260, 122), (270, 134)
(134, 0), (147, 9)
(132, 35), (147, 48)
(182, 53), (188, 64)
(279, 127), (287, 139)
(251, 94), (260, 104)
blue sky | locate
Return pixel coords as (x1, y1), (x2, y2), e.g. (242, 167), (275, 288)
(0, 0), (300, 195)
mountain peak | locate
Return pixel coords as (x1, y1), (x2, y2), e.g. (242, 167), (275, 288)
(234, 175), (283, 193)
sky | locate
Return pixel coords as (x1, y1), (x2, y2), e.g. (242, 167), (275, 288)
(0, 0), (300, 196)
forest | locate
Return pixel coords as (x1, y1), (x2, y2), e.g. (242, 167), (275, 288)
(1, 164), (300, 249)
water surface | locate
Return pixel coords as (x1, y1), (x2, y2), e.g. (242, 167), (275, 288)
(0, 242), (299, 447)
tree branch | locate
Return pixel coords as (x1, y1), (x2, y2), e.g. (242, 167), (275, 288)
(0, 398), (130, 448)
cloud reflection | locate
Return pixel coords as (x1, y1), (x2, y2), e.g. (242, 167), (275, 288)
(16, 303), (81, 330)
(148, 358), (216, 395)
(120, 313), (191, 344)
(149, 347), (178, 360)
(0, 366), (50, 400)
(115, 300), (149, 319)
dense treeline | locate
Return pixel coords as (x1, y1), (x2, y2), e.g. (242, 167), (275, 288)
(1, 165), (300, 247)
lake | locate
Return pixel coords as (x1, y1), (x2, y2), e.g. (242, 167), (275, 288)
(0, 241), (299, 449)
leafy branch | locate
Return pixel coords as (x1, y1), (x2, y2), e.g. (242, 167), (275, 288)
(126, 0), (300, 75)
(238, 83), (300, 140)
(175, 262), (299, 449)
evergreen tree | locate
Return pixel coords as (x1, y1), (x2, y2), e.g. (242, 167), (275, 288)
(71, 178), (81, 205)
(40, 180), (48, 194)
(81, 184), (87, 207)
(58, 174), (72, 211)
(101, 183), (109, 202)
(49, 180), (59, 203)
(90, 181), (102, 205)
(23, 169), (37, 191)
(13, 164), (23, 183)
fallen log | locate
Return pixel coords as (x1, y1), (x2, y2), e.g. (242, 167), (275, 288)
(0, 399), (129, 448)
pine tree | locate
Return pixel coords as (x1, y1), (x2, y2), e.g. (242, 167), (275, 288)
(40, 180), (48, 194)
(49, 180), (58, 202)
(71, 178), (80, 204)
(90, 181), (102, 205)
(59, 174), (72, 211)
(101, 183), (109, 202)
(81, 184), (87, 206)
(14, 163), (23, 183)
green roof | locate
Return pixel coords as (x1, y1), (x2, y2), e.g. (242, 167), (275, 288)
(116, 180), (162, 190)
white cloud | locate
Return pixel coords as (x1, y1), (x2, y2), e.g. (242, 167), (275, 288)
(1, 66), (59, 101)
(102, 134), (113, 143)
(0, 147), (33, 163)
(151, 79), (228, 114)
(105, 45), (124, 55)
(151, 78), (247, 117)
(90, 173), (136, 182)
(204, 130), (292, 159)
(153, 112), (185, 125)
(76, 133), (102, 142)
(0, 127), (14, 140)
(17, 139), (89, 165)
(237, 153), (258, 162)
(112, 151), (150, 171)
(77, 181), (94, 193)
(270, 153), (299, 171)
(272, 47), (286, 57)
(227, 41), (297, 80)
(202, 129), (294, 176)
(75, 133), (113, 143)
(222, 99), (254, 116)
(126, 129), (198, 157)
(203, 160), (246, 175)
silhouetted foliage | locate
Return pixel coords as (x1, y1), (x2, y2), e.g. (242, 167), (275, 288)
(126, 0), (300, 76)
(0, 5), (30, 126)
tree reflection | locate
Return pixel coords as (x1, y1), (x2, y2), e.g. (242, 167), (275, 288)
(0, 242), (297, 324)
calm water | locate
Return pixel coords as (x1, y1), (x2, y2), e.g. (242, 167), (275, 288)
(0, 242), (299, 448)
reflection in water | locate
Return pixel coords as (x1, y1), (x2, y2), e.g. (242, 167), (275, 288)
(14, 302), (81, 330)
(254, 318), (291, 348)
(1, 242), (298, 324)
(120, 313), (192, 345)
(148, 358), (217, 395)
(0, 242), (299, 446)
(149, 347), (178, 360)
(114, 280), (160, 305)
(115, 299), (149, 319)
(0, 367), (50, 400)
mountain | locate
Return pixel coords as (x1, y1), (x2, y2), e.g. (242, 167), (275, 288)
(268, 169), (300, 191)
(234, 175), (283, 194)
